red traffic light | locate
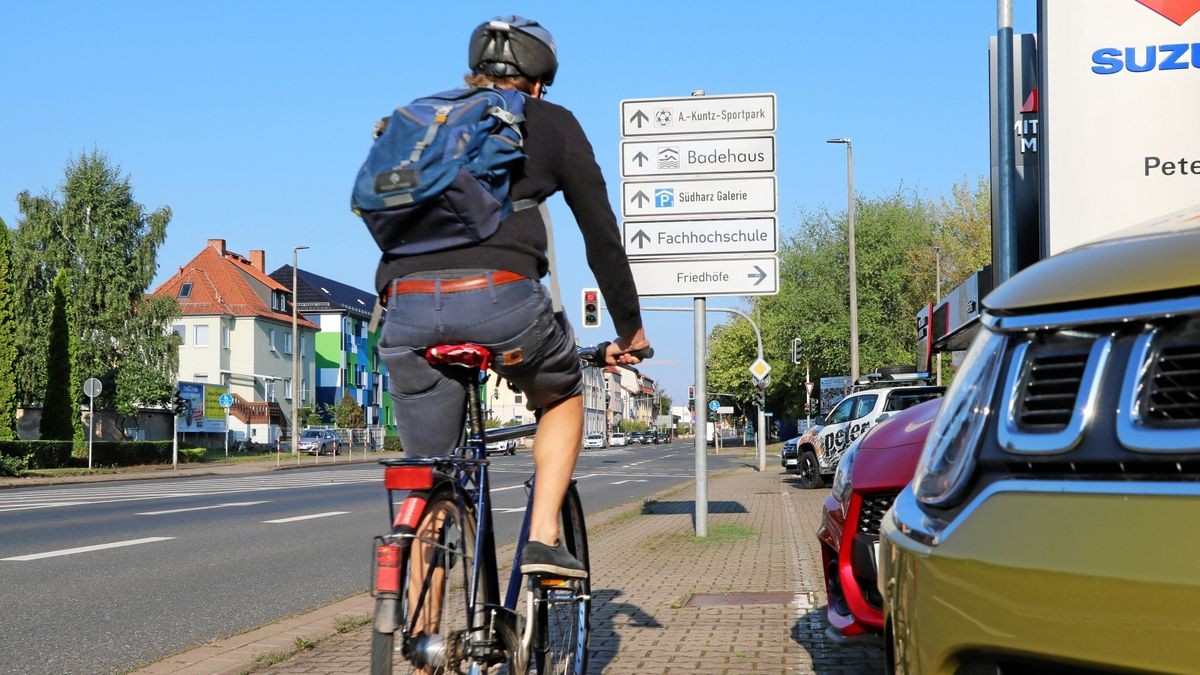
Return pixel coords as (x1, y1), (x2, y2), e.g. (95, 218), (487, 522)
(584, 291), (597, 303)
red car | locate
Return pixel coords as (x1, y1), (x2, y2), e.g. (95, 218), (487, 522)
(816, 398), (940, 644)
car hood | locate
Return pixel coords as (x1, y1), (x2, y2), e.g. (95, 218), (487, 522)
(985, 204), (1200, 313)
(851, 399), (939, 492)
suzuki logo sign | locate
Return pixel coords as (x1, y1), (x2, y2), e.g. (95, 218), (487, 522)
(1135, 0), (1200, 26)
(1092, 0), (1200, 73)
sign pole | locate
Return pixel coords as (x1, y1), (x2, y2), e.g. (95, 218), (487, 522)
(172, 412), (178, 471)
(87, 395), (94, 470)
(693, 296), (708, 537)
(223, 407), (230, 458)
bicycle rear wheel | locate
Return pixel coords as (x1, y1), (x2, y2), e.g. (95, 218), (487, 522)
(374, 490), (495, 674)
(532, 483), (590, 675)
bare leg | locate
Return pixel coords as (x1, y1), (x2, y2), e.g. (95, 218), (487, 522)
(408, 508), (445, 675)
(528, 394), (583, 545)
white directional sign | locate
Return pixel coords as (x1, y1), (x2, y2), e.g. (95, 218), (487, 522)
(629, 256), (778, 297)
(622, 93), (777, 137)
(716, 405), (735, 414)
(620, 136), (775, 177)
(623, 217), (776, 257)
(622, 176), (776, 218)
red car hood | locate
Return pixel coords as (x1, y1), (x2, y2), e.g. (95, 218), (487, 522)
(850, 398), (941, 492)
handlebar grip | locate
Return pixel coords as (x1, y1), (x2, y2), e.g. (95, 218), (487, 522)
(628, 346), (654, 359)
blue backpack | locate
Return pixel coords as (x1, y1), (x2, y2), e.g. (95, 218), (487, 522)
(352, 87), (529, 256)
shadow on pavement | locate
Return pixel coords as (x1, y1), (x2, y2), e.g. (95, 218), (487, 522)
(791, 604), (886, 674)
(639, 500), (749, 515)
(588, 588), (662, 672)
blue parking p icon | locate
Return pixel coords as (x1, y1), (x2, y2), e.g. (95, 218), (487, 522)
(654, 188), (674, 208)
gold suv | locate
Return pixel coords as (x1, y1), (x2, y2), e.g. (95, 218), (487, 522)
(880, 206), (1200, 674)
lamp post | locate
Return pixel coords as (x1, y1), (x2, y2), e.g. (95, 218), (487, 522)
(827, 138), (859, 382)
(291, 245), (309, 452)
(934, 245), (942, 386)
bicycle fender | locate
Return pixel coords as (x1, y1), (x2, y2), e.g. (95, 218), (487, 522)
(393, 493), (428, 529)
(373, 596), (400, 634)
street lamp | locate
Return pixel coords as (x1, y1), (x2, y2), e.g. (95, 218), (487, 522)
(934, 245), (942, 386)
(827, 138), (859, 382)
(291, 245), (309, 449)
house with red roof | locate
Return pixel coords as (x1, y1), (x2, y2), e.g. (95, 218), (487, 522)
(151, 239), (318, 445)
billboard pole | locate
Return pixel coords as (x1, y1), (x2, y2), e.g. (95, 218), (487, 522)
(996, 0), (1019, 284)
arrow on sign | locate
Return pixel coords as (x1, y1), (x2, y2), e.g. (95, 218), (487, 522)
(630, 190), (650, 208)
(631, 230), (651, 249)
(632, 151), (649, 167)
(629, 109), (649, 128)
(747, 265), (767, 286)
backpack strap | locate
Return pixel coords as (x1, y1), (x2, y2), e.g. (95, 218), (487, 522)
(406, 104), (454, 166)
(538, 202), (564, 315)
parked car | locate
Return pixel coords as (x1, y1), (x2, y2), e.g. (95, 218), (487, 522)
(816, 398), (940, 645)
(485, 438), (516, 455)
(297, 429), (340, 456)
(627, 432), (644, 445)
(880, 208), (1200, 674)
(641, 430), (658, 445)
(610, 432), (628, 446)
(791, 382), (944, 489)
(582, 433), (606, 449)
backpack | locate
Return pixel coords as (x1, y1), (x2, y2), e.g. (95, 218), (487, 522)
(352, 86), (530, 256)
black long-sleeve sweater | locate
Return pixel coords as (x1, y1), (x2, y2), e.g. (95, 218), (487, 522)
(374, 95), (643, 339)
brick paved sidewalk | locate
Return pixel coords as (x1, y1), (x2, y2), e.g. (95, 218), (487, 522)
(139, 464), (884, 674)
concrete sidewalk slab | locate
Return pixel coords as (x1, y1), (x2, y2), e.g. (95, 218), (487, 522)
(136, 462), (884, 674)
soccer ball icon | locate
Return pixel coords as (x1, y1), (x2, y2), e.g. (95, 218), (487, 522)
(655, 109), (673, 127)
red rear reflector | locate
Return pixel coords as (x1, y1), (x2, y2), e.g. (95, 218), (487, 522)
(377, 542), (400, 568)
(385, 466), (434, 490)
(375, 542), (401, 594)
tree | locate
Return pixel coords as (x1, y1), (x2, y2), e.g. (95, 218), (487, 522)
(39, 271), (74, 440)
(12, 150), (174, 420)
(335, 392), (366, 428)
(0, 220), (18, 439)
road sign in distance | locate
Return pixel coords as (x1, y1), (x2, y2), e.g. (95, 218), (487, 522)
(219, 392), (234, 408)
(621, 93), (777, 137)
(749, 358), (771, 382)
(630, 256), (779, 297)
(620, 136), (775, 177)
(622, 176), (776, 218)
(708, 399), (720, 412)
(716, 405), (735, 414)
(83, 377), (102, 398)
(624, 217), (776, 258)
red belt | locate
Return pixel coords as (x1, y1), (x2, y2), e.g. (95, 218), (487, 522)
(383, 270), (526, 301)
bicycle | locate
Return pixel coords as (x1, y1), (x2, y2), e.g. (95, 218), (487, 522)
(370, 341), (650, 674)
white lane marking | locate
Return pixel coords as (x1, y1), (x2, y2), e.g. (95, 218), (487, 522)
(495, 507), (527, 514)
(611, 479), (649, 485)
(0, 502), (90, 513)
(2, 537), (176, 562)
(137, 501), (269, 516)
(263, 511), (349, 524)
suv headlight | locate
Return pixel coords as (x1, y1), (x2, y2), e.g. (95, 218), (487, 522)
(831, 438), (862, 505)
(912, 328), (1007, 507)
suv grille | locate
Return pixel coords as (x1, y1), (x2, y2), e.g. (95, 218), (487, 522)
(1146, 340), (1200, 426)
(857, 491), (898, 536)
(1018, 348), (1090, 431)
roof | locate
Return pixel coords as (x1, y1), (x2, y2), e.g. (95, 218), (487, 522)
(268, 265), (376, 320)
(151, 241), (319, 330)
(986, 203), (1200, 313)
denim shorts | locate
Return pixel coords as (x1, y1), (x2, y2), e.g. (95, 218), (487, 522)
(378, 271), (582, 457)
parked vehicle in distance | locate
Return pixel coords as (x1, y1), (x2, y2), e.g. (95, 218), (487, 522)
(610, 432), (627, 446)
(817, 398), (939, 645)
(627, 432), (644, 445)
(881, 208), (1200, 674)
(582, 433), (606, 449)
(641, 431), (657, 445)
(297, 429), (340, 456)
(791, 381), (944, 489)
(484, 438), (516, 456)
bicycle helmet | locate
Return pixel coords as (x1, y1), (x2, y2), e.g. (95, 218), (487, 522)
(468, 16), (558, 86)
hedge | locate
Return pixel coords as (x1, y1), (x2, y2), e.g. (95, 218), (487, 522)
(0, 440), (185, 468)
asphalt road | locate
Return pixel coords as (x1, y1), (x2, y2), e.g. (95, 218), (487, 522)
(0, 439), (744, 674)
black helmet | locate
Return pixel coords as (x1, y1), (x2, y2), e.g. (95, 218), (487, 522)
(468, 16), (558, 86)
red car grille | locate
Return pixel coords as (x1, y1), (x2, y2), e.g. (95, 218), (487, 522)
(856, 491), (898, 537)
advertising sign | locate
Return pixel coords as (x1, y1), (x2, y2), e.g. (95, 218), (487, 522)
(177, 381), (228, 433)
(1040, 1), (1200, 255)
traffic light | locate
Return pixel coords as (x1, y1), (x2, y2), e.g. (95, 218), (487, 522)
(581, 288), (601, 328)
(171, 386), (186, 415)
(791, 337), (803, 365)
(688, 385), (695, 400)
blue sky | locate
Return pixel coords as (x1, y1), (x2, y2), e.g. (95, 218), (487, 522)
(0, 1), (1037, 404)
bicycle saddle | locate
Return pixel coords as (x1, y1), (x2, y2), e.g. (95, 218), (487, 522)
(425, 343), (492, 372)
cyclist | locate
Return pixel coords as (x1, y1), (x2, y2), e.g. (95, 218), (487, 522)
(376, 16), (649, 580)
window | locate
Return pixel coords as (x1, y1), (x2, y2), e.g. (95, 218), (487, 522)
(885, 390), (942, 412)
(851, 394), (879, 421)
(827, 397), (855, 425)
(285, 378), (293, 400)
(170, 324), (185, 342)
(515, 394), (524, 404)
(301, 378), (307, 403)
(300, 335), (306, 357)
(178, 282), (192, 299)
(194, 373), (208, 382)
(194, 324), (209, 347)
(270, 329), (278, 352)
(284, 333), (293, 355)
(221, 326), (230, 349)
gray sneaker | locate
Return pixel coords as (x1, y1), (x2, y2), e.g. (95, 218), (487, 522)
(520, 539), (587, 579)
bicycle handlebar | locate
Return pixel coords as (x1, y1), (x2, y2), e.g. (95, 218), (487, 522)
(577, 343), (654, 368)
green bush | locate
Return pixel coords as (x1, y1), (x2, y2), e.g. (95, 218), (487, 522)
(0, 441), (74, 469)
(178, 447), (206, 463)
(0, 453), (29, 476)
(383, 435), (402, 453)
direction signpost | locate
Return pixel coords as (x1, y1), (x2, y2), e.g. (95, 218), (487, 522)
(219, 392), (234, 457)
(83, 377), (102, 470)
(620, 91), (779, 537)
